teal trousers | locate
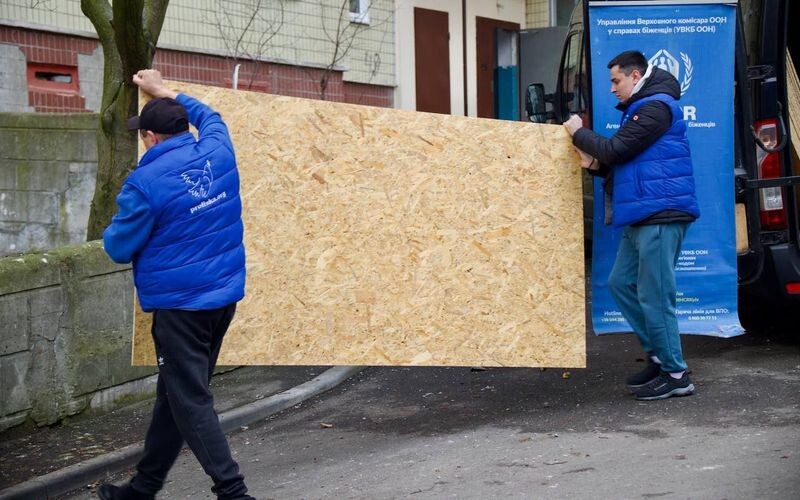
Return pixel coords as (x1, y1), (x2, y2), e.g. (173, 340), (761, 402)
(608, 223), (690, 373)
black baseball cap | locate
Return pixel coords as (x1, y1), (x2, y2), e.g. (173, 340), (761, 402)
(127, 97), (189, 134)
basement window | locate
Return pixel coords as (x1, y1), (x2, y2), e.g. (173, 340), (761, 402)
(26, 63), (80, 93)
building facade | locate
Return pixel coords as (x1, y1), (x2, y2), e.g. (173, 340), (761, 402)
(0, 0), (396, 112)
(0, 0), (577, 115)
(394, 0), (572, 118)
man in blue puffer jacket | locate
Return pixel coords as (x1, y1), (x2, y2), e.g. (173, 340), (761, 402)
(564, 51), (700, 401)
(99, 69), (253, 500)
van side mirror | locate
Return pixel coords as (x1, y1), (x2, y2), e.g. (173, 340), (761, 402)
(525, 83), (547, 123)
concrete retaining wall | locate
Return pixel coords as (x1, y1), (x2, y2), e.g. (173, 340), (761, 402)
(0, 112), (98, 257)
(0, 242), (156, 431)
(0, 44), (33, 113)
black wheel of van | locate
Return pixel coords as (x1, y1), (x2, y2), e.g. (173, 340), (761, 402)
(738, 292), (800, 336)
(737, 293), (777, 335)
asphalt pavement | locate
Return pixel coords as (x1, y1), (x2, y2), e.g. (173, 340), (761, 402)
(55, 328), (800, 499)
(0, 365), (362, 499)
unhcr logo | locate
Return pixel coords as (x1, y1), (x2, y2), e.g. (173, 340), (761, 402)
(648, 49), (692, 96)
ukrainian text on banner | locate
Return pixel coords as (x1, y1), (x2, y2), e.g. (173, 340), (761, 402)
(588, 1), (743, 337)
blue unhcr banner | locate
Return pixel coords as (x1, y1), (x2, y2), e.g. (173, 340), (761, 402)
(588, 1), (743, 337)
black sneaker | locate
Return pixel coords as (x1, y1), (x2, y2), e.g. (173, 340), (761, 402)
(97, 483), (154, 500)
(625, 360), (662, 389)
(634, 372), (695, 401)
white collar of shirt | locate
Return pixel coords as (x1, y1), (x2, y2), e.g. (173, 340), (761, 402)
(630, 64), (653, 98)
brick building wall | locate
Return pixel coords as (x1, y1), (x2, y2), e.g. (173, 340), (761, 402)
(0, 24), (393, 113)
(0, 26), (95, 112)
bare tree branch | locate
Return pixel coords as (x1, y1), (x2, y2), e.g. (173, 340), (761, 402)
(28, 0), (57, 11)
(207, 0), (285, 90)
(254, 2), (284, 55)
(81, 0), (114, 45)
(235, 0), (262, 60)
(314, 0), (388, 100)
(112, 0), (149, 80)
(144, 0), (170, 47)
(81, 0), (121, 131)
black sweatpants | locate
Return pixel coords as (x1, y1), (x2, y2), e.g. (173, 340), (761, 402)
(130, 304), (249, 499)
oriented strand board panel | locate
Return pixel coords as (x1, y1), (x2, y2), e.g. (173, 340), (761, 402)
(788, 52), (800, 165)
(788, 53), (800, 231)
(132, 82), (586, 367)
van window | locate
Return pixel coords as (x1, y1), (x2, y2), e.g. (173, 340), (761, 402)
(561, 31), (587, 116)
(554, 0), (580, 27)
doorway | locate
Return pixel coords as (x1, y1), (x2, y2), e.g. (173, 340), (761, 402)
(476, 16), (520, 118)
(414, 7), (451, 114)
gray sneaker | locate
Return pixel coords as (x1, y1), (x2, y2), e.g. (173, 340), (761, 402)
(634, 372), (695, 401)
(625, 360), (662, 389)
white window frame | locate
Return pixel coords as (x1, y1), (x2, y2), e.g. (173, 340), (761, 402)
(349, 0), (370, 25)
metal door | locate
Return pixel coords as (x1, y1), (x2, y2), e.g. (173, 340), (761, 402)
(414, 7), (451, 114)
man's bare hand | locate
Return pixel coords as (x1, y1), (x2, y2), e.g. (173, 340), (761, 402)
(564, 114), (583, 136)
(132, 69), (177, 99)
(574, 147), (598, 170)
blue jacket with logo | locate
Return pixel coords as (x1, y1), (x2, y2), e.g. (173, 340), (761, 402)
(612, 93), (700, 227)
(103, 93), (245, 311)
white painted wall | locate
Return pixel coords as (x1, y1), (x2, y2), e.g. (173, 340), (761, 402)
(395, 0), (464, 114)
(395, 0), (526, 116)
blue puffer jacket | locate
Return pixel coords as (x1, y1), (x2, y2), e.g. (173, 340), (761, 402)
(103, 94), (245, 311)
(612, 93), (700, 228)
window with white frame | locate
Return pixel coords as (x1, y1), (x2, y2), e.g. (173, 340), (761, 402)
(349, 0), (370, 25)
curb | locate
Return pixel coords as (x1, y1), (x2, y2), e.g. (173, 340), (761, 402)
(0, 366), (363, 500)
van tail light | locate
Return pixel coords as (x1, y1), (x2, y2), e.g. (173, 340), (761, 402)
(755, 119), (787, 230)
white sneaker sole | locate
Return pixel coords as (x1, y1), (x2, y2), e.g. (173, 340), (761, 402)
(636, 383), (695, 401)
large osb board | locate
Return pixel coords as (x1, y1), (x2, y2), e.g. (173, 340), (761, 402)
(789, 52), (800, 164)
(132, 81), (586, 367)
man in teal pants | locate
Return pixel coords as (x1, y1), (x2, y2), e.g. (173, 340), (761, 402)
(564, 50), (700, 400)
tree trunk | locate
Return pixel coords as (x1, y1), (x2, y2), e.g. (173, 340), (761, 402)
(86, 59), (138, 240)
(83, 0), (169, 240)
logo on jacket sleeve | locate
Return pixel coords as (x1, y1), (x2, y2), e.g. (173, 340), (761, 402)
(181, 160), (214, 198)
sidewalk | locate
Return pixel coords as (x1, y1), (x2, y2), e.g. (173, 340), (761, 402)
(0, 365), (361, 499)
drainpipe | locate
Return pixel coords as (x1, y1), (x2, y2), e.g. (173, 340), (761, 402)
(462, 0), (468, 116)
(232, 63), (241, 90)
